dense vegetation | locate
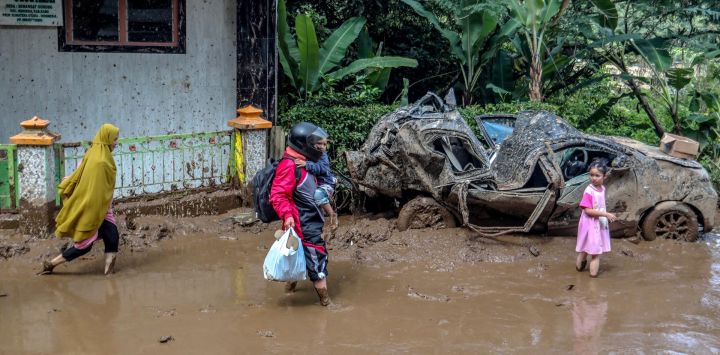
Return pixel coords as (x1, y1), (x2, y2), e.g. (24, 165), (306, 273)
(278, 0), (720, 190)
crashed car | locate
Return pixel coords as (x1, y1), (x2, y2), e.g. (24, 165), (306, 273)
(346, 92), (717, 241)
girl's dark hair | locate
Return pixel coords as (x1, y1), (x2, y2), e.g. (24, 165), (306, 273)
(587, 157), (610, 174)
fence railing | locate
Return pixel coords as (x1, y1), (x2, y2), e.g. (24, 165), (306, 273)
(57, 130), (234, 199)
(0, 144), (18, 210)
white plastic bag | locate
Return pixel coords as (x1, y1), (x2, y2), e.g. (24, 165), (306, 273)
(599, 207), (609, 230)
(263, 228), (307, 282)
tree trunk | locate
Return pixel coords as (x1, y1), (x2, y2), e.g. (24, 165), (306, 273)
(627, 79), (665, 138)
(461, 90), (473, 107)
(529, 52), (543, 102)
(670, 108), (683, 134)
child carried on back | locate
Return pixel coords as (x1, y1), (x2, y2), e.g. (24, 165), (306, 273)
(294, 137), (338, 229)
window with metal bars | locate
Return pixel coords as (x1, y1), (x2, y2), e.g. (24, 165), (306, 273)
(58, 0), (185, 53)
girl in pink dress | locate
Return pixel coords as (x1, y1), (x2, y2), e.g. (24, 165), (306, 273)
(576, 158), (617, 277)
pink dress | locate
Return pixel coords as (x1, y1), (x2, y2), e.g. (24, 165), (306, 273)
(576, 185), (611, 255)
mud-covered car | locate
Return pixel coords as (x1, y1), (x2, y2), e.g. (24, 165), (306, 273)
(346, 92), (717, 241)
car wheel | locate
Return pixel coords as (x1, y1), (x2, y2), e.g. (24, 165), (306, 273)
(641, 202), (699, 242)
(397, 196), (458, 231)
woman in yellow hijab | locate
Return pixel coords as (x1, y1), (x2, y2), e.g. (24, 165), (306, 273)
(40, 124), (120, 275)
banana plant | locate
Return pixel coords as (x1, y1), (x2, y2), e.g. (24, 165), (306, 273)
(278, 0), (418, 100)
(401, 0), (519, 105)
(506, 0), (568, 102)
(355, 29), (393, 92)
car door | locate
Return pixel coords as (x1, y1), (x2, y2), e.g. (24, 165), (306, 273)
(547, 142), (638, 236)
(447, 153), (561, 236)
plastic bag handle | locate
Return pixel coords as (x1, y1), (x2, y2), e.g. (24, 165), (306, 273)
(279, 228), (299, 256)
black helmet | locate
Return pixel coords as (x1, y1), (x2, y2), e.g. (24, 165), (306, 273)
(288, 122), (328, 162)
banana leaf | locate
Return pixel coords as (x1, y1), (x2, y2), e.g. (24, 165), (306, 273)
(296, 15), (320, 96)
(401, 0), (464, 64)
(486, 83), (512, 95)
(632, 38), (672, 71)
(590, 0), (618, 30)
(319, 17), (366, 76)
(357, 29), (374, 59)
(507, 0), (528, 27)
(367, 68), (392, 92)
(462, 10), (497, 60)
(542, 54), (571, 78)
(400, 78), (410, 106)
(326, 57), (418, 81)
(701, 92), (720, 112)
(488, 50), (514, 95)
(666, 68), (693, 91)
(480, 19), (520, 65)
(277, 0), (298, 88)
(539, 0), (562, 26)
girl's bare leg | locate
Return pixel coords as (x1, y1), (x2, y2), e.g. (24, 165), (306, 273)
(576, 252), (587, 271)
(589, 255), (600, 277)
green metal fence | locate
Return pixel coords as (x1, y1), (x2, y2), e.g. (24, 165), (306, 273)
(0, 144), (19, 210)
(58, 131), (233, 199)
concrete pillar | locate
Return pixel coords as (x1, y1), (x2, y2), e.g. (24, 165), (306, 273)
(10, 116), (60, 236)
(227, 105), (272, 184)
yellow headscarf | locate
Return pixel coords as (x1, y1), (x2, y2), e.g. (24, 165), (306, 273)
(55, 124), (119, 242)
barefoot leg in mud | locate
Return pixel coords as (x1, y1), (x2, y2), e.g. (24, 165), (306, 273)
(313, 279), (331, 306)
(38, 255), (66, 275)
(589, 255), (600, 277)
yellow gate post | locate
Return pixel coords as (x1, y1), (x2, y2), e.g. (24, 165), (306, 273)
(227, 105), (272, 185)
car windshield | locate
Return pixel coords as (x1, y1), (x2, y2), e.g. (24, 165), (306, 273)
(482, 120), (514, 146)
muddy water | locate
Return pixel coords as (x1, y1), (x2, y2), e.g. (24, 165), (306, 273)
(1, 212), (719, 354)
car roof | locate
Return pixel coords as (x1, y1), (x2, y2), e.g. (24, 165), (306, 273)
(492, 111), (583, 188)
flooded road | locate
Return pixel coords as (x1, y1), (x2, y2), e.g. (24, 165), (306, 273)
(1, 211), (719, 354)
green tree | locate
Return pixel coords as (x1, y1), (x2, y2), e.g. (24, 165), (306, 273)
(401, 0), (518, 105)
(572, 0), (720, 138)
(278, 0), (418, 100)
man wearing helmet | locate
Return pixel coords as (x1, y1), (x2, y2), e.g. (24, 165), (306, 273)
(270, 122), (333, 306)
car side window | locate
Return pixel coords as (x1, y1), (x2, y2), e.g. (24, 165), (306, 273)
(556, 147), (617, 181)
(432, 136), (485, 172)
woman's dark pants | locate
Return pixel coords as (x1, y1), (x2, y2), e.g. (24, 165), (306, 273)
(61, 220), (119, 261)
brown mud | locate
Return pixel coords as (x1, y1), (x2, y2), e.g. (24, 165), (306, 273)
(1, 209), (719, 353)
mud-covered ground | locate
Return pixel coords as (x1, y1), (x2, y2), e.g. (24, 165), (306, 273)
(1, 209), (719, 354)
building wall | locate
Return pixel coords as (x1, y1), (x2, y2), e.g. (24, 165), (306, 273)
(0, 0), (237, 143)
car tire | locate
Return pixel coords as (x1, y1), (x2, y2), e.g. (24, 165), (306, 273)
(397, 196), (458, 231)
(641, 202), (699, 242)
